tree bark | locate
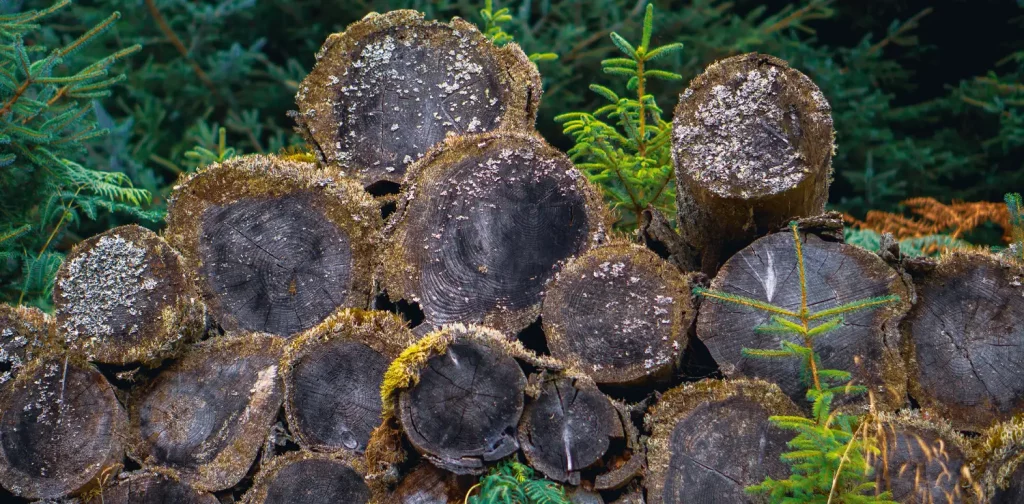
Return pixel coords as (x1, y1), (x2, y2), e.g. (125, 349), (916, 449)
(0, 304), (52, 383)
(902, 251), (1024, 432)
(294, 10), (541, 188)
(166, 154), (381, 338)
(696, 229), (910, 411)
(0, 357), (126, 500)
(83, 469), (218, 504)
(242, 451), (370, 504)
(381, 131), (610, 336)
(644, 378), (801, 504)
(542, 243), (693, 386)
(672, 53), (834, 275)
(127, 333), (285, 492)
(53, 224), (205, 365)
(282, 309), (416, 454)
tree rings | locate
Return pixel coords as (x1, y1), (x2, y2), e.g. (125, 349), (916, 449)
(243, 452), (370, 504)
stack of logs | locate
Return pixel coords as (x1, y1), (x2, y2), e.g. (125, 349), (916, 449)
(1, 9), (1022, 504)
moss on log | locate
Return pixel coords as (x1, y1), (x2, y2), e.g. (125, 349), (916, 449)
(974, 414), (1024, 503)
(0, 304), (52, 383)
(242, 451), (370, 504)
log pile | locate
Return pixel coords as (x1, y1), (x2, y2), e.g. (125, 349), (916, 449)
(2, 10), (1022, 504)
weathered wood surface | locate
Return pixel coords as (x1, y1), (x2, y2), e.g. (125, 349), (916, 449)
(294, 10), (541, 187)
(903, 251), (1024, 431)
(243, 452), (370, 504)
(673, 53), (834, 275)
(381, 132), (609, 335)
(644, 379), (801, 504)
(543, 243), (693, 386)
(82, 469), (218, 504)
(127, 333), (285, 491)
(53, 225), (204, 365)
(283, 309), (416, 454)
(697, 230), (910, 411)
(166, 154), (380, 337)
(0, 304), (51, 383)
(0, 357), (126, 500)
(385, 462), (472, 504)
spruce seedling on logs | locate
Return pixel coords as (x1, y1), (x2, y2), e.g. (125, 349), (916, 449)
(695, 222), (900, 503)
(465, 459), (570, 504)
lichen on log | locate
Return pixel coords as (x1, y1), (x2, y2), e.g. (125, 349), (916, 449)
(0, 304), (52, 383)
(974, 414), (1024, 503)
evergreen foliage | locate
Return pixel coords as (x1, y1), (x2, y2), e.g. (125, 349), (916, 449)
(695, 222), (900, 503)
(465, 458), (570, 504)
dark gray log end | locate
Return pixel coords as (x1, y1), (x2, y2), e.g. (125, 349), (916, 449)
(243, 452), (370, 504)
(83, 469), (218, 504)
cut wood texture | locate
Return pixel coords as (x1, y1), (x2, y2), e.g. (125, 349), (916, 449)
(53, 224), (204, 365)
(696, 229), (910, 411)
(282, 309), (416, 454)
(242, 451), (370, 504)
(0, 304), (52, 383)
(974, 414), (1024, 503)
(542, 243), (693, 386)
(127, 333), (285, 491)
(385, 462), (472, 504)
(673, 53), (834, 274)
(165, 154), (380, 337)
(82, 468), (218, 504)
(902, 251), (1024, 431)
(381, 132), (609, 335)
(518, 373), (623, 484)
(0, 357), (126, 500)
(644, 378), (801, 504)
(294, 10), (541, 187)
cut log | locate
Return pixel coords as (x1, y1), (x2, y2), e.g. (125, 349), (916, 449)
(127, 333), (285, 491)
(542, 243), (693, 386)
(381, 132), (609, 335)
(82, 468), (218, 504)
(0, 357), (126, 500)
(696, 229), (910, 411)
(871, 411), (981, 503)
(52, 225), (205, 365)
(971, 414), (1024, 503)
(165, 154), (381, 337)
(644, 378), (802, 504)
(518, 373), (623, 484)
(242, 451), (370, 504)
(902, 251), (1024, 431)
(0, 304), (52, 383)
(392, 325), (531, 474)
(672, 53), (834, 275)
(385, 462), (472, 504)
(294, 10), (541, 187)
(282, 309), (416, 454)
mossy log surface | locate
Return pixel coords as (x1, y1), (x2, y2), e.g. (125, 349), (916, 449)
(295, 10), (541, 187)
(0, 357), (126, 500)
(0, 304), (51, 383)
(127, 333), (285, 492)
(975, 415), (1024, 503)
(381, 132), (609, 335)
(82, 469), (218, 504)
(697, 229), (910, 411)
(53, 225), (204, 365)
(166, 154), (380, 337)
(644, 379), (801, 504)
(242, 451), (370, 504)
(903, 251), (1024, 432)
(673, 53), (834, 275)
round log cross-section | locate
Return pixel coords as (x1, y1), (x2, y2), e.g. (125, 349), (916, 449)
(381, 132), (609, 335)
(53, 225), (204, 365)
(387, 462), (472, 504)
(294, 10), (540, 187)
(283, 309), (416, 454)
(697, 229), (910, 411)
(0, 357), (127, 500)
(0, 304), (52, 383)
(166, 154), (380, 337)
(672, 53), (834, 275)
(83, 469), (218, 504)
(903, 252), (1024, 431)
(397, 326), (528, 474)
(127, 333), (285, 492)
(644, 379), (801, 504)
(243, 452), (370, 504)
(542, 243), (693, 386)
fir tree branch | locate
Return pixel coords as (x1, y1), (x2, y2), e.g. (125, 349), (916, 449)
(143, 0), (219, 100)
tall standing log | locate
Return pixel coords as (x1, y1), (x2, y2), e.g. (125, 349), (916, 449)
(242, 452), (370, 504)
(902, 251), (1024, 431)
(542, 243), (693, 386)
(294, 10), (541, 188)
(282, 309), (416, 454)
(672, 53), (834, 274)
(52, 225), (205, 365)
(0, 304), (52, 383)
(381, 132), (610, 335)
(974, 414), (1024, 503)
(696, 229), (910, 411)
(127, 333), (285, 491)
(0, 357), (126, 500)
(166, 154), (381, 337)
(82, 469), (218, 504)
(644, 378), (801, 504)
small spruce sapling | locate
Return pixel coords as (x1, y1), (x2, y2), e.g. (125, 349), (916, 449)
(554, 4), (682, 230)
(465, 458), (570, 504)
(695, 222), (900, 503)
(479, 0), (557, 63)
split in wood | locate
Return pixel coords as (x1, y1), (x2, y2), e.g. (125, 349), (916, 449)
(242, 451), (370, 504)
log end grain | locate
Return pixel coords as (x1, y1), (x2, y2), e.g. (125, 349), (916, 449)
(82, 468), (218, 504)
(242, 451), (370, 504)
